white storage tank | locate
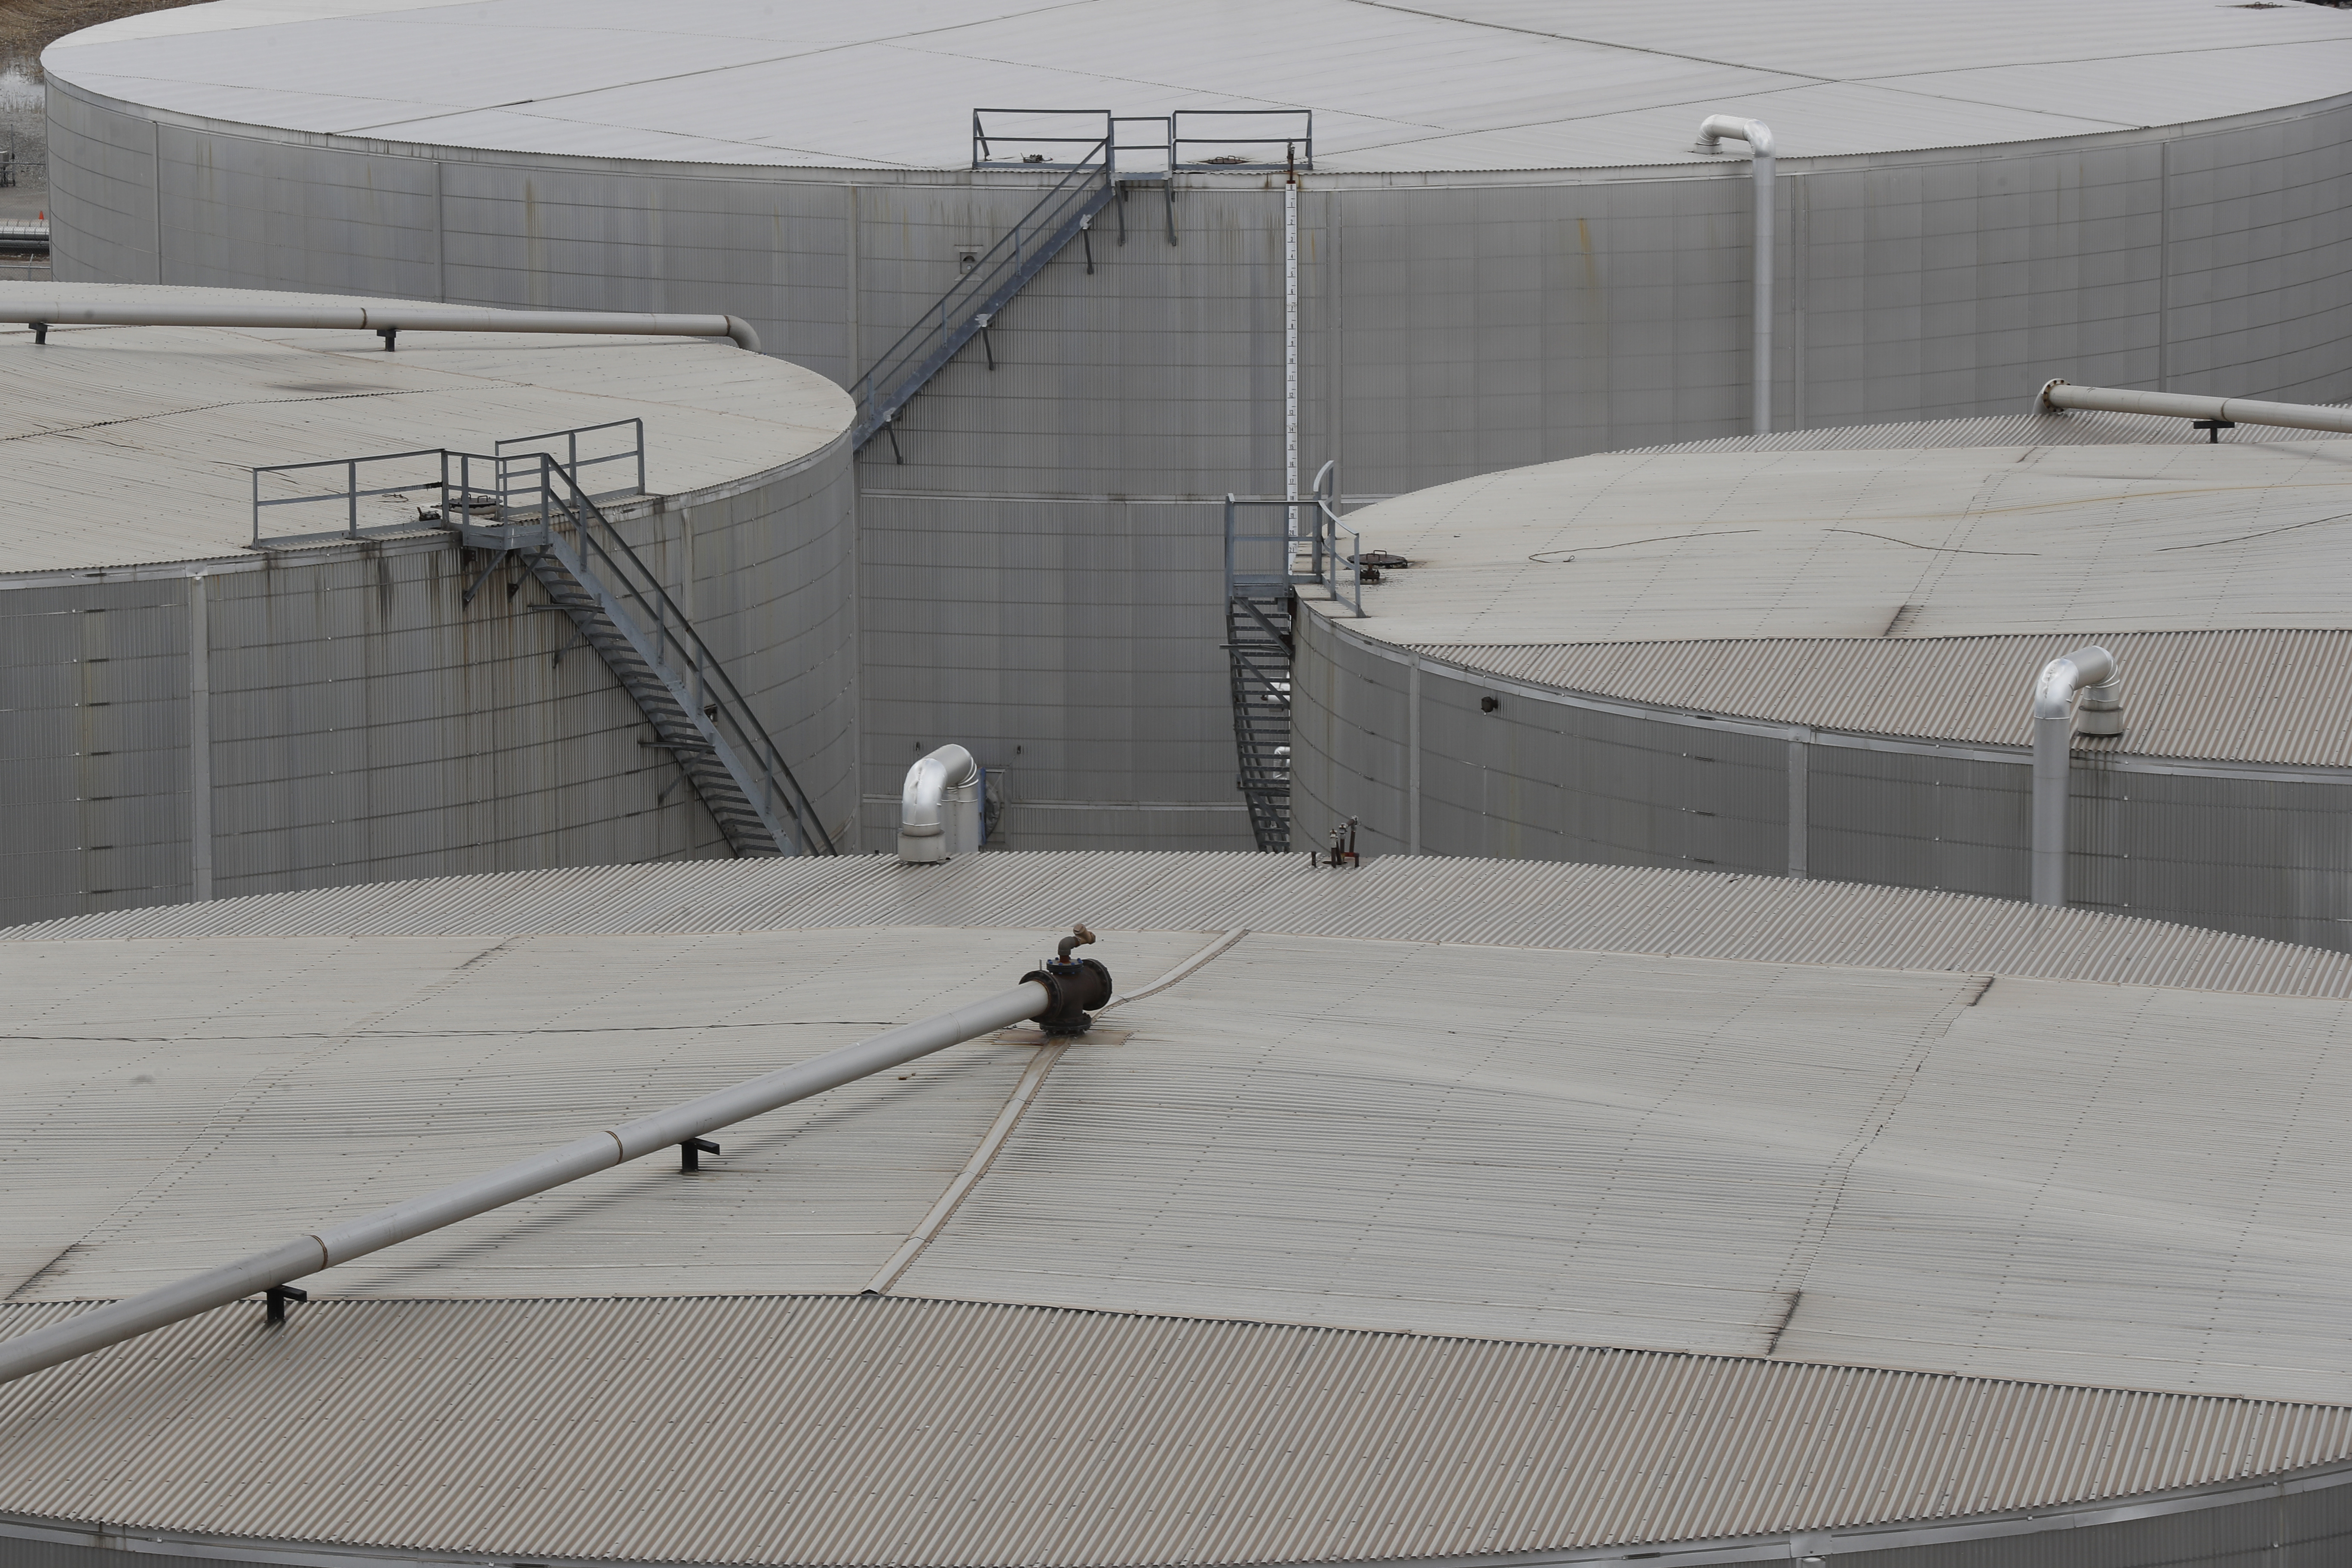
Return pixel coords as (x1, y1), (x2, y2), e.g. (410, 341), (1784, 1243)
(0, 284), (857, 925)
(34, 0), (2352, 851)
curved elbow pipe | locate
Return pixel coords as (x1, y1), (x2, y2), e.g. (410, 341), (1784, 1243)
(2033, 646), (2116, 723)
(900, 744), (981, 862)
(1698, 114), (1774, 159)
(2030, 646), (2119, 908)
(723, 315), (761, 353)
(1697, 115), (1775, 435)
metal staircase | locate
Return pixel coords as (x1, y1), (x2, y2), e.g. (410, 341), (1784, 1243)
(248, 428), (834, 859)
(1224, 465), (1365, 854)
(476, 454), (833, 858)
(851, 128), (1117, 455)
(1225, 588), (1295, 853)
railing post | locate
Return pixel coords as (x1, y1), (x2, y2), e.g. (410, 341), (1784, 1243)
(346, 459), (358, 537)
(251, 468), (260, 548)
(567, 429), (578, 487)
(634, 418), (645, 496)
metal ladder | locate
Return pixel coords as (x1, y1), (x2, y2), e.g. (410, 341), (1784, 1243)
(461, 454), (833, 859)
(1224, 465), (1365, 854)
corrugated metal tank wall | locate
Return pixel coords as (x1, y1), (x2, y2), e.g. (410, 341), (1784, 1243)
(0, 580), (192, 926)
(1292, 611), (2352, 951)
(0, 445), (855, 925)
(43, 80), (2352, 853)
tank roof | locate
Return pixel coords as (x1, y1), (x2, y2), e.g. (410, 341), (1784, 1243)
(5, 851), (2352, 1561)
(43, 0), (2352, 174)
(1338, 416), (2352, 765)
(0, 284), (850, 576)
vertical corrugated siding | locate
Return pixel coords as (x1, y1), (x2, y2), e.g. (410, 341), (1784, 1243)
(9, 852), (2346, 999)
(0, 1295), (2345, 1565)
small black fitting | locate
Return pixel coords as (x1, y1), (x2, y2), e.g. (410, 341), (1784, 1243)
(1024, 924), (1113, 1035)
(264, 1284), (308, 1325)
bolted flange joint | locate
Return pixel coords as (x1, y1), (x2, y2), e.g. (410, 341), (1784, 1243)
(1023, 924), (1114, 1035)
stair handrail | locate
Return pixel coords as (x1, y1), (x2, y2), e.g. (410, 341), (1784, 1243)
(521, 453), (836, 855)
(849, 138), (1112, 445)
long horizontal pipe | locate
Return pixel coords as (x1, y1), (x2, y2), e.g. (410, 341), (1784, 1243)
(2038, 379), (2352, 436)
(0, 296), (761, 352)
(0, 980), (1048, 1386)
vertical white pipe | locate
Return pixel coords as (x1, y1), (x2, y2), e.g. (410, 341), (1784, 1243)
(187, 571), (212, 902)
(1697, 116), (1774, 435)
(2028, 646), (2117, 908)
(1785, 735), (1807, 880)
(2030, 712), (2070, 906)
(1751, 143), (1773, 435)
(1407, 654), (1422, 855)
(1285, 167), (1300, 540)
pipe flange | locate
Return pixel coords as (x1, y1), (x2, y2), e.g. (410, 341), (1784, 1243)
(1022, 958), (1114, 1035)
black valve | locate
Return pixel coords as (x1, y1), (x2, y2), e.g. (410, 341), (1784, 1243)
(1023, 923), (1113, 1035)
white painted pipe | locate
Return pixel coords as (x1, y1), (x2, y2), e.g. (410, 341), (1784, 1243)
(0, 292), (761, 352)
(2030, 646), (2119, 907)
(0, 980), (1049, 1386)
(1698, 115), (1774, 435)
(900, 744), (983, 863)
(2036, 378), (2352, 436)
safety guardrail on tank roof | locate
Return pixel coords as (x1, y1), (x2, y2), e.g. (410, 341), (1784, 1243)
(971, 109), (1313, 172)
(1225, 463), (1363, 619)
(250, 420), (643, 547)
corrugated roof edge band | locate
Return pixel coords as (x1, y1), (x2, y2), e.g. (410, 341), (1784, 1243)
(0, 294), (762, 352)
(3, 1446), (2348, 1568)
(2037, 378), (2352, 435)
(0, 965), (1091, 1385)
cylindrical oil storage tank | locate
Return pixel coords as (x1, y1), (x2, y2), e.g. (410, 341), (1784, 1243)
(0, 285), (856, 927)
(1293, 407), (2352, 950)
(9, 850), (2352, 1568)
(34, 0), (2352, 852)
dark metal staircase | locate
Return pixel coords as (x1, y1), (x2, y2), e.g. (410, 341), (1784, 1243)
(1224, 465), (1364, 854)
(461, 453), (834, 859)
(1225, 589), (1295, 853)
(247, 428), (836, 859)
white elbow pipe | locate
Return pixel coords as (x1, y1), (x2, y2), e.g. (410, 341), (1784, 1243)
(1698, 115), (1774, 436)
(2030, 646), (2119, 907)
(900, 744), (981, 863)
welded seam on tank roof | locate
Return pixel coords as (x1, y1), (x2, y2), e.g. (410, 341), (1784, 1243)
(0, 385), (447, 444)
(863, 928), (1250, 1295)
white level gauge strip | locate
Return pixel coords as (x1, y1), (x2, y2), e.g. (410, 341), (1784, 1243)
(863, 928), (1251, 1295)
